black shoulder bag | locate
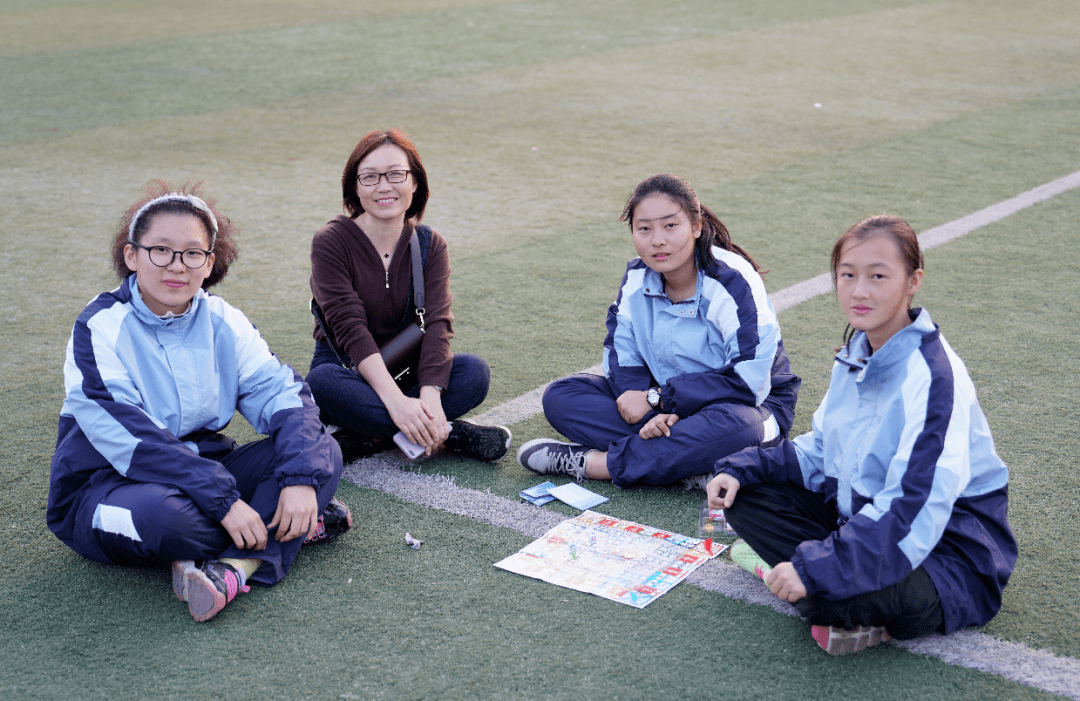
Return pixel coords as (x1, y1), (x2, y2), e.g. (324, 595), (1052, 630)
(311, 228), (426, 388)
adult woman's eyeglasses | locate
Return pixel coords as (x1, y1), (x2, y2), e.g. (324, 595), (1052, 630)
(131, 243), (212, 269)
(357, 170), (411, 187)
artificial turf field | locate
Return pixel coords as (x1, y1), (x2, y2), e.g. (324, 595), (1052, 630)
(2, 0), (1079, 699)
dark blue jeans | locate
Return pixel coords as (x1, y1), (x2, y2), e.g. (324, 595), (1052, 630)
(306, 344), (491, 439)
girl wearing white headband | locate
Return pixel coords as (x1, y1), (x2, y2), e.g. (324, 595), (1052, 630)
(48, 181), (349, 622)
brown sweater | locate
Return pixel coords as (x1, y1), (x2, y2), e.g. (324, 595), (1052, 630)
(310, 215), (454, 389)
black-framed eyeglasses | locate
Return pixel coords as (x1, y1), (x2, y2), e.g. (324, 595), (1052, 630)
(131, 243), (213, 269)
(357, 170), (411, 186)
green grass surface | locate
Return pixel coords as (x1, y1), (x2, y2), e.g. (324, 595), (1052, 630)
(2, 0), (1079, 698)
(0, 485), (1065, 701)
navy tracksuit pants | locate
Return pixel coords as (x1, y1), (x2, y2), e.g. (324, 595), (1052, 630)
(60, 431), (342, 588)
(543, 373), (785, 488)
(725, 482), (945, 639)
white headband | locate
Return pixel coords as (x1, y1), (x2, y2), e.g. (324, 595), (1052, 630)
(128, 193), (219, 247)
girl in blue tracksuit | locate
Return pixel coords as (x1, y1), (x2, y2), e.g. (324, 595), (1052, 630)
(517, 174), (800, 487)
(707, 215), (1016, 654)
(48, 182), (348, 622)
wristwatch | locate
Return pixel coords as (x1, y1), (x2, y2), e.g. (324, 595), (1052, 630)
(646, 387), (662, 410)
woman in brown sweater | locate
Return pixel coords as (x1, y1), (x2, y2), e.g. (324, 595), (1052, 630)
(307, 129), (510, 463)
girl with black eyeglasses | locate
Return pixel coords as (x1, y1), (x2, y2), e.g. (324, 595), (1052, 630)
(48, 181), (349, 623)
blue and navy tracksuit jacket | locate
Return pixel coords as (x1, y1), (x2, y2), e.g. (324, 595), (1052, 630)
(602, 247), (800, 429)
(48, 275), (335, 564)
(716, 308), (1016, 633)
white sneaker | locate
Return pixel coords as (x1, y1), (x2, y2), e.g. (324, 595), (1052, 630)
(516, 439), (591, 481)
(682, 474), (711, 491)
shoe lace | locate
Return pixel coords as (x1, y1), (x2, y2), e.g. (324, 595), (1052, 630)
(681, 474), (710, 491)
(305, 517), (327, 544)
(550, 447), (589, 482)
(465, 427), (496, 451)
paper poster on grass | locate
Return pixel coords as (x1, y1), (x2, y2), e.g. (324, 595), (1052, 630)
(495, 511), (725, 608)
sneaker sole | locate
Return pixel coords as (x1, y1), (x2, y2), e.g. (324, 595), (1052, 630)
(171, 560), (196, 601)
(456, 421), (512, 462)
(682, 474), (711, 491)
(811, 624), (891, 655)
(184, 568), (228, 623)
(493, 425), (513, 462)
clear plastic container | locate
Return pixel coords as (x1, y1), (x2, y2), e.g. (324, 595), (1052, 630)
(698, 500), (736, 540)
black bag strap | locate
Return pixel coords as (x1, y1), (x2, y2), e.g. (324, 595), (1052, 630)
(310, 297), (349, 369)
(388, 226), (427, 336)
(408, 228), (425, 331)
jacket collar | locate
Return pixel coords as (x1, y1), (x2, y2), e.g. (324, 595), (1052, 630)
(641, 265), (702, 303)
(124, 274), (204, 328)
(835, 307), (937, 372)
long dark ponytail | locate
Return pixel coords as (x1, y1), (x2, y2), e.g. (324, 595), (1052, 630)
(620, 174), (762, 274)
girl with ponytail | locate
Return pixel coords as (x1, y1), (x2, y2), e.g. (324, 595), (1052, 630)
(517, 174), (800, 488)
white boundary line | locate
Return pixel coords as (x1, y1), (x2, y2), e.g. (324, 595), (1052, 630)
(472, 168), (1080, 428)
(344, 170), (1080, 698)
(346, 452), (1080, 699)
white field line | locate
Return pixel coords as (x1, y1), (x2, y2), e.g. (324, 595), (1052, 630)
(473, 168), (1080, 428)
(345, 452), (1080, 699)
(343, 170), (1080, 698)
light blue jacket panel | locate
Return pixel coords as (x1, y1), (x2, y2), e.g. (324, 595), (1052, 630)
(716, 308), (1016, 632)
(54, 275), (326, 524)
(602, 248), (798, 420)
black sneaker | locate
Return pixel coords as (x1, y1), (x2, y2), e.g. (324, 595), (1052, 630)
(445, 420), (512, 462)
(331, 429), (385, 463)
(304, 497), (353, 546)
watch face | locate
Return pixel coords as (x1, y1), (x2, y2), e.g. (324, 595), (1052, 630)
(648, 388), (660, 408)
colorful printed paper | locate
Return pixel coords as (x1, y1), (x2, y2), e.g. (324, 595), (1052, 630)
(494, 511), (726, 608)
(520, 481), (557, 506)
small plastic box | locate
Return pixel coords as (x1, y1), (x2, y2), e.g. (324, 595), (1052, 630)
(698, 500), (736, 540)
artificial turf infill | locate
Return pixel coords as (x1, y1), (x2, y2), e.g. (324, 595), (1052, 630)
(0, 483), (1065, 701)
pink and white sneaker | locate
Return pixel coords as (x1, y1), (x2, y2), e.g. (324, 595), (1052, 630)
(172, 559), (249, 622)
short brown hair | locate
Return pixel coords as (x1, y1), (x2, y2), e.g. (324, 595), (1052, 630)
(341, 129), (429, 221)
